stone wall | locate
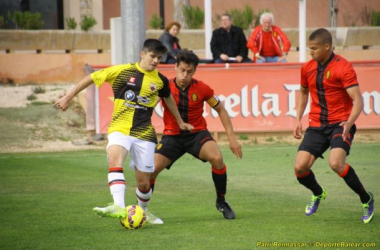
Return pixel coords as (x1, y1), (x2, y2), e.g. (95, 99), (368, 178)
(0, 28), (379, 84)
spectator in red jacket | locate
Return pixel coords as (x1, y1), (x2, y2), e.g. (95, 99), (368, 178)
(247, 12), (291, 63)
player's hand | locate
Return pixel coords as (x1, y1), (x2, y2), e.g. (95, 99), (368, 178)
(179, 122), (194, 131)
(53, 96), (70, 111)
(229, 138), (242, 159)
(339, 121), (352, 141)
(293, 121), (303, 139)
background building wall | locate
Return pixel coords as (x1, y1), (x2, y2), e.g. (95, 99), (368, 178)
(108, 0), (380, 30)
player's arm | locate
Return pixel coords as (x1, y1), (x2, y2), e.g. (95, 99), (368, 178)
(340, 85), (363, 141)
(293, 85), (309, 139)
(163, 94), (194, 131)
(53, 75), (94, 111)
(213, 103), (242, 159)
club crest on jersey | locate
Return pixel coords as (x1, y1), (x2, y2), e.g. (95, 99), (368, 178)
(191, 93), (198, 102)
(150, 83), (157, 91)
(127, 76), (136, 85)
(125, 90), (135, 101)
(326, 70), (331, 79)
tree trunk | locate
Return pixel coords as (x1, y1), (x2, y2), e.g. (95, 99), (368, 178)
(173, 0), (189, 29)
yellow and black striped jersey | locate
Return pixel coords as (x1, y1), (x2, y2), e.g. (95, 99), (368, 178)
(91, 63), (171, 143)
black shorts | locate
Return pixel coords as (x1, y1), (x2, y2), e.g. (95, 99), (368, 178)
(155, 130), (214, 169)
(298, 123), (356, 158)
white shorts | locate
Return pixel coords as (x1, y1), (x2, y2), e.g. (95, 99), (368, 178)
(106, 132), (155, 173)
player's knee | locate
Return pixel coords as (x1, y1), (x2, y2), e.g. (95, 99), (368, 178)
(208, 153), (223, 167)
(107, 157), (119, 167)
(329, 159), (345, 174)
(137, 180), (150, 191)
(294, 162), (309, 175)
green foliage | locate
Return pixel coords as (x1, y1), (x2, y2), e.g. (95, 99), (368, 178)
(80, 15), (97, 32)
(27, 94), (37, 101)
(183, 5), (204, 29)
(32, 86), (46, 94)
(370, 9), (380, 26)
(65, 17), (77, 30)
(7, 10), (44, 29)
(239, 134), (248, 140)
(149, 13), (163, 29)
(0, 144), (379, 249)
(228, 5), (254, 29)
(0, 15), (5, 28)
(217, 7), (269, 29)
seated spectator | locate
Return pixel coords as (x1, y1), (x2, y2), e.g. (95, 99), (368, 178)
(159, 21), (182, 64)
(247, 12), (291, 63)
(210, 14), (252, 63)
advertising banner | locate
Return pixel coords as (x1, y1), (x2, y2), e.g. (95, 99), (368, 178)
(94, 62), (380, 134)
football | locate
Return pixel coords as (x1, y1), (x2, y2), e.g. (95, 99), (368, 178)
(120, 205), (147, 230)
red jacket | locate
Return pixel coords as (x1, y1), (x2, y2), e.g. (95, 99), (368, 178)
(247, 25), (291, 60)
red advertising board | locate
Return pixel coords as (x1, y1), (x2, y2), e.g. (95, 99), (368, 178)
(93, 62), (380, 134)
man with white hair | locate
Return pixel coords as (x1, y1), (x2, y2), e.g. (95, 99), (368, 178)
(247, 12), (291, 63)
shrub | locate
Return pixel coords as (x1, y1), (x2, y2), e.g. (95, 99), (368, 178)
(228, 5), (254, 30)
(183, 5), (204, 29)
(80, 15), (97, 32)
(27, 94), (37, 101)
(7, 11), (44, 29)
(371, 9), (380, 26)
(32, 86), (46, 94)
(65, 17), (77, 30)
(0, 15), (5, 28)
(149, 13), (163, 29)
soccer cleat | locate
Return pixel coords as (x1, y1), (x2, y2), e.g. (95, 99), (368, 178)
(146, 211), (164, 224)
(93, 204), (126, 219)
(216, 201), (235, 219)
(305, 188), (327, 216)
(362, 192), (374, 224)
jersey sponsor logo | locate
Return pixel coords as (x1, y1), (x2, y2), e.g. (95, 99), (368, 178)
(137, 95), (151, 104)
(125, 90), (135, 101)
(326, 70), (331, 79)
(150, 83), (157, 92)
(191, 93), (198, 102)
(127, 77), (136, 86)
(145, 165), (153, 170)
(123, 102), (147, 110)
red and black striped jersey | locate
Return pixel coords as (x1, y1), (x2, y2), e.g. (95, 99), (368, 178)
(162, 78), (220, 135)
(301, 53), (358, 127)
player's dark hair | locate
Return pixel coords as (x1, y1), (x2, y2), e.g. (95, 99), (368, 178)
(309, 28), (332, 46)
(176, 50), (199, 69)
(142, 39), (167, 54)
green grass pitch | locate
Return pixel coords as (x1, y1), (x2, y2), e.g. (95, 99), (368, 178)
(0, 143), (378, 249)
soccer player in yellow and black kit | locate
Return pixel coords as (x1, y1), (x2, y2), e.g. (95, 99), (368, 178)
(54, 39), (193, 224)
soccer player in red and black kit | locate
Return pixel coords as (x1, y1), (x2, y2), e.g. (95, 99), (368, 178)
(293, 28), (374, 223)
(150, 50), (242, 223)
